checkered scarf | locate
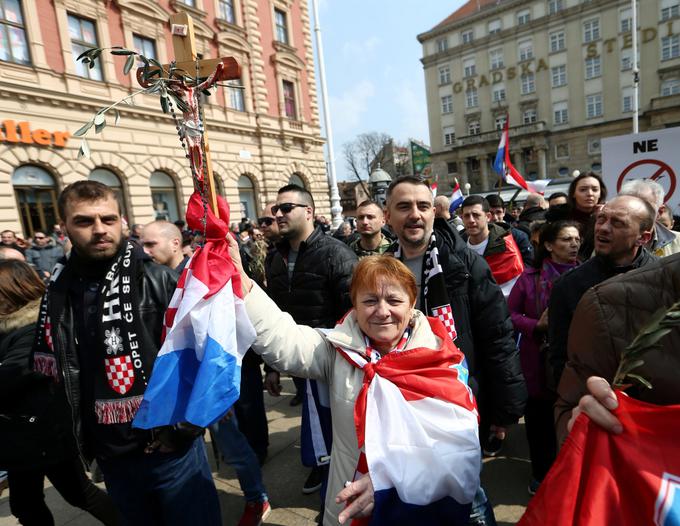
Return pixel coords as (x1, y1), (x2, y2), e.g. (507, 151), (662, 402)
(34, 241), (153, 425)
(395, 234), (458, 342)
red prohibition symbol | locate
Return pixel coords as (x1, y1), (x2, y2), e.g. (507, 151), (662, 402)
(617, 159), (676, 203)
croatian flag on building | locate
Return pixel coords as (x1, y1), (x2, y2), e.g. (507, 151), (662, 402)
(449, 180), (464, 213)
(133, 193), (256, 429)
(493, 119), (550, 195)
(338, 319), (481, 525)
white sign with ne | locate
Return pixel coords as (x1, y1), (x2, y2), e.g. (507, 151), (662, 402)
(602, 127), (680, 214)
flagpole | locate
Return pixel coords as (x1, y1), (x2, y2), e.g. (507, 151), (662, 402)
(631, 0), (639, 134)
(311, 0), (343, 228)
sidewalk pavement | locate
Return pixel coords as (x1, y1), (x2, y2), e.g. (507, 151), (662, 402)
(0, 376), (531, 525)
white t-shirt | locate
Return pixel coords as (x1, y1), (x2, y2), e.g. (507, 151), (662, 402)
(466, 237), (489, 256)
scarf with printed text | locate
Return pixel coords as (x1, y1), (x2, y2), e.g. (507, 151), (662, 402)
(394, 234), (458, 342)
(33, 241), (154, 425)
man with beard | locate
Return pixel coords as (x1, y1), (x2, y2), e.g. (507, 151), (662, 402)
(349, 200), (391, 258)
(384, 176), (526, 526)
(265, 184), (357, 515)
(35, 181), (220, 525)
(548, 195), (656, 386)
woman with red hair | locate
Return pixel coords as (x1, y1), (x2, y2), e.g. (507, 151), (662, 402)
(228, 238), (481, 526)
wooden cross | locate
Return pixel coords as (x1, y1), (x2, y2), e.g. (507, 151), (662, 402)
(137, 12), (241, 218)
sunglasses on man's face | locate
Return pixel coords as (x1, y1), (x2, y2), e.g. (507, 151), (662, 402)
(272, 203), (308, 215)
(258, 217), (275, 226)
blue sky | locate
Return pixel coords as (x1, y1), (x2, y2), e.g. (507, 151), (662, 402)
(313, 0), (466, 181)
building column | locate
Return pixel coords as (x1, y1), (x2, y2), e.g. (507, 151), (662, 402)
(479, 155), (490, 191)
(513, 151), (524, 175)
(537, 147), (547, 180)
(459, 159), (470, 193)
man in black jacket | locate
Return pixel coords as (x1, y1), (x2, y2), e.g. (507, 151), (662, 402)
(548, 195), (656, 386)
(46, 181), (220, 525)
(384, 176), (526, 526)
(265, 184), (357, 504)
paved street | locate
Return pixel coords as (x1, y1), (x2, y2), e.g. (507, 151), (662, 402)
(0, 376), (531, 525)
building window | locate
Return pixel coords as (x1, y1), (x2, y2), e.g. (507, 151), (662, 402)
(548, 0), (564, 15)
(517, 9), (531, 25)
(555, 144), (569, 159)
(518, 40), (533, 61)
(465, 88), (478, 108)
(439, 65), (451, 84)
(586, 93), (603, 118)
(489, 48), (504, 69)
(447, 162), (458, 174)
(68, 14), (102, 80)
(492, 84), (506, 102)
(551, 64), (567, 87)
(219, 0), (236, 23)
(585, 56), (601, 79)
(620, 7), (632, 32)
(550, 30), (565, 52)
(661, 0), (680, 21)
(495, 115), (507, 131)
(133, 34), (156, 62)
(282, 80), (296, 118)
(661, 35), (680, 60)
(488, 19), (502, 34)
(12, 165), (59, 236)
(178, 0), (196, 5)
(583, 19), (600, 43)
(461, 29), (474, 44)
(553, 102), (568, 124)
(468, 120), (480, 135)
(523, 108), (538, 124)
(441, 95), (453, 114)
(436, 37), (448, 53)
(0, 0), (29, 65)
(520, 72), (535, 94)
(150, 171), (180, 222)
(443, 126), (455, 146)
(237, 174), (257, 220)
(89, 168), (128, 219)
(588, 137), (601, 154)
(661, 78), (680, 95)
(463, 57), (476, 77)
(227, 78), (245, 111)
(621, 49), (632, 70)
(591, 162), (602, 173)
(274, 8), (289, 44)
(622, 87), (634, 113)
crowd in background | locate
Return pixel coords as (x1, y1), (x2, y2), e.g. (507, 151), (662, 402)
(0, 172), (679, 526)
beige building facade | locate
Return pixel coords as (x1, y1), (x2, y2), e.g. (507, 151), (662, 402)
(0, 0), (329, 237)
(418, 0), (680, 194)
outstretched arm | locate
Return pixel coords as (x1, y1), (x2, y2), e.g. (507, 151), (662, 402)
(228, 235), (333, 382)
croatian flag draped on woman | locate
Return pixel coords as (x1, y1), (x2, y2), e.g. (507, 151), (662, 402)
(133, 193), (256, 429)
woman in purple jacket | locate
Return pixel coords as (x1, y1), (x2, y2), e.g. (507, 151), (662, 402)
(508, 220), (581, 495)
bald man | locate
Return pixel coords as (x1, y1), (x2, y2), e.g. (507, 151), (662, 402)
(141, 220), (188, 271)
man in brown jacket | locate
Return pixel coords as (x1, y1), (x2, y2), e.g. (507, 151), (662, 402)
(555, 252), (680, 444)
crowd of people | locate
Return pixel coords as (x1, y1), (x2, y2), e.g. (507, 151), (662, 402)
(0, 172), (678, 526)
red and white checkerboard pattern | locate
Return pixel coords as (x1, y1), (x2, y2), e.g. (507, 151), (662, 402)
(432, 305), (457, 342)
(45, 318), (53, 351)
(105, 356), (136, 395)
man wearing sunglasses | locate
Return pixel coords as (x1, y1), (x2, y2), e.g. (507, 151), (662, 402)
(25, 230), (64, 279)
(258, 203), (281, 246)
(265, 184), (357, 509)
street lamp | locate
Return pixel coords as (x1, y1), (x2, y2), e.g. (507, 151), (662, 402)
(368, 164), (392, 207)
(464, 182), (472, 196)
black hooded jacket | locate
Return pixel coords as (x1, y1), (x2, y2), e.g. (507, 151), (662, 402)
(266, 226), (358, 328)
(429, 219), (527, 425)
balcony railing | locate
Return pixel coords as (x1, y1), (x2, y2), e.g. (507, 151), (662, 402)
(453, 121), (546, 147)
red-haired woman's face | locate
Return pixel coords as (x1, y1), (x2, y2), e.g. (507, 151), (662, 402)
(355, 278), (414, 355)
(574, 177), (601, 213)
